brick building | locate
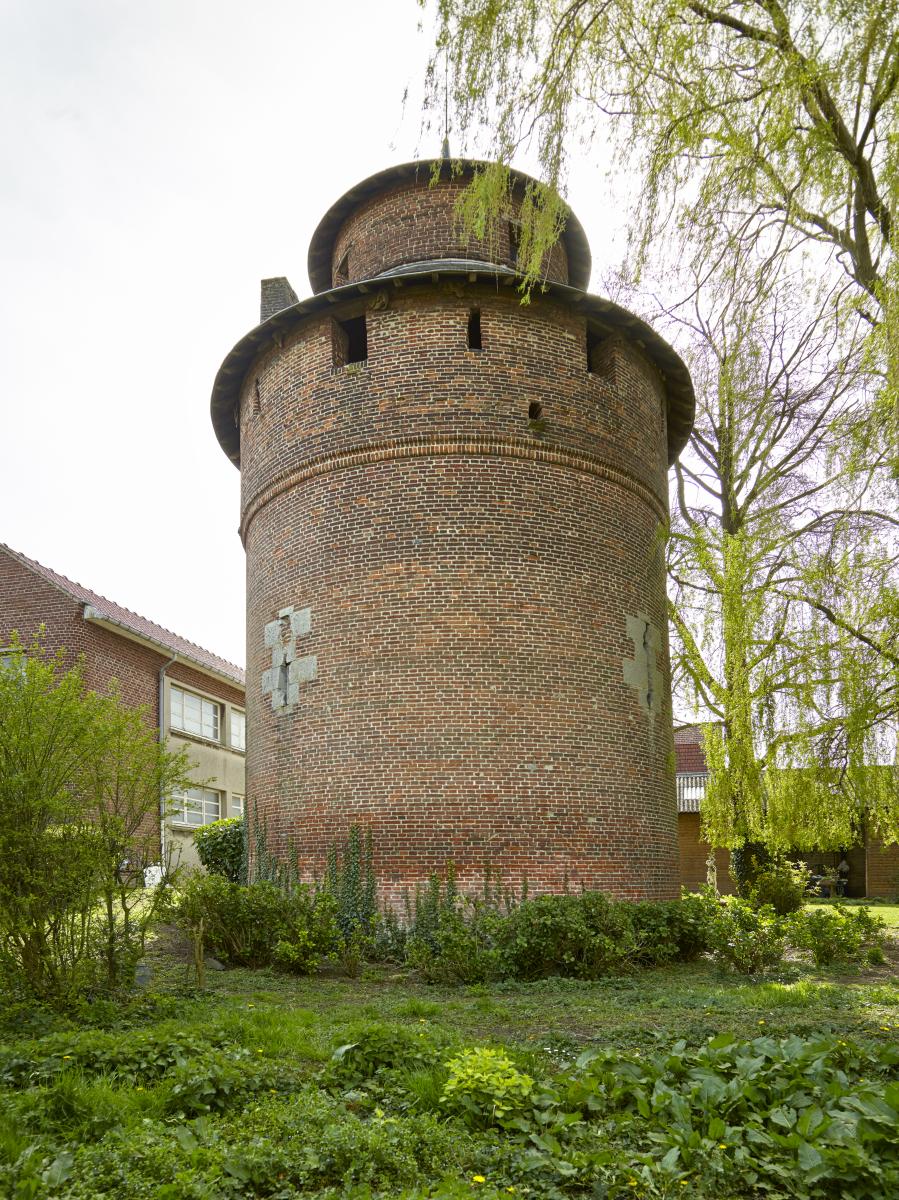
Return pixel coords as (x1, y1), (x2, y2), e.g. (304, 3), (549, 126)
(0, 543), (246, 869)
(210, 157), (696, 900)
(675, 724), (899, 898)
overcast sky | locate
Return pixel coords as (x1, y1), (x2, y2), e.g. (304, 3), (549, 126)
(1, 0), (627, 669)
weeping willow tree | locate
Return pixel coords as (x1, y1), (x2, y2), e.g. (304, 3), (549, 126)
(425, 0), (898, 456)
(666, 242), (898, 853)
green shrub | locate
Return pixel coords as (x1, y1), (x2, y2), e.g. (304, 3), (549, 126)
(629, 893), (715, 965)
(707, 898), (787, 975)
(0, 638), (194, 1005)
(729, 841), (772, 897)
(166, 1046), (274, 1116)
(789, 903), (886, 967)
(326, 826), (378, 944)
(176, 875), (337, 971)
(440, 1047), (534, 1128)
(323, 1023), (440, 1086)
(749, 857), (809, 915)
(499, 892), (636, 979)
(193, 817), (244, 882)
(57, 1089), (485, 1198)
(407, 903), (505, 984)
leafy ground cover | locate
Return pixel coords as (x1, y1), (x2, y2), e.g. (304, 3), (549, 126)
(2, 921), (899, 1200)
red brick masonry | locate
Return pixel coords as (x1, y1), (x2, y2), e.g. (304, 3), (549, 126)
(216, 161), (694, 901)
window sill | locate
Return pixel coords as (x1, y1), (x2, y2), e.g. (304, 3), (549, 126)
(330, 361), (369, 375)
(168, 727), (244, 755)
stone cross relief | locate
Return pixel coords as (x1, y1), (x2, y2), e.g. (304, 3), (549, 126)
(261, 606), (317, 712)
(622, 613), (663, 717)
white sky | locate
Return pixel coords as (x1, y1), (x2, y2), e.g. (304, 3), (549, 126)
(0, 0), (627, 668)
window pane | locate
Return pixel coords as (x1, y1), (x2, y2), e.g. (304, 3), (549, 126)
(171, 787), (222, 827)
(201, 701), (217, 740)
(230, 711), (246, 751)
(169, 687), (221, 742)
(232, 794), (244, 817)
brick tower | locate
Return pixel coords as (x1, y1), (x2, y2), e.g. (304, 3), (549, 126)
(211, 159), (694, 900)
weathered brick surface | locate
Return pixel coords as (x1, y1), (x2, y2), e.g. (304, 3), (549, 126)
(234, 169), (683, 900)
(677, 813), (733, 894)
(328, 176), (569, 290)
(866, 839), (899, 899)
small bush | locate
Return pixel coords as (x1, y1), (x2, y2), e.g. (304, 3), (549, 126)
(708, 898), (787, 975)
(176, 875), (337, 971)
(166, 1046), (274, 1116)
(790, 903), (886, 967)
(440, 1047), (534, 1128)
(193, 816), (244, 882)
(323, 1023), (440, 1086)
(749, 857), (809, 915)
(407, 904), (505, 984)
(499, 892), (636, 979)
(629, 893), (715, 965)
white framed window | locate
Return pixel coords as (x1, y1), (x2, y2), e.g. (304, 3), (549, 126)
(231, 794), (245, 818)
(0, 648), (25, 676)
(230, 709), (246, 752)
(170, 787), (221, 828)
(170, 685), (220, 741)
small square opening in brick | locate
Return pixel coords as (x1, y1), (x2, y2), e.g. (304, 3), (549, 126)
(586, 323), (613, 377)
(332, 315), (367, 367)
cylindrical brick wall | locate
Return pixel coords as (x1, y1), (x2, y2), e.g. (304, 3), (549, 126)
(237, 282), (681, 899)
(327, 178), (569, 289)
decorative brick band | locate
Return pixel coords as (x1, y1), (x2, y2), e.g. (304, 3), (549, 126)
(240, 434), (667, 542)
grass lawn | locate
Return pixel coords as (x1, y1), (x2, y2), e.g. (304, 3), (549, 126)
(3, 924), (899, 1199)
(806, 900), (899, 928)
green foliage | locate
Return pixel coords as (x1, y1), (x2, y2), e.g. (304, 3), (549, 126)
(0, 1027), (228, 1089)
(0, 634), (193, 1005)
(430, 0), (896, 348)
(565, 1032), (899, 1198)
(440, 1047), (534, 1128)
(707, 899), (788, 976)
(499, 892), (637, 980)
(166, 1047), (275, 1116)
(322, 1023), (441, 1087)
(790, 904), (886, 968)
(407, 887), (716, 983)
(629, 893), (715, 965)
(750, 858), (810, 916)
(176, 875), (336, 972)
(325, 826), (379, 972)
(406, 869), (506, 984)
(5, 946), (899, 1199)
(193, 818), (244, 883)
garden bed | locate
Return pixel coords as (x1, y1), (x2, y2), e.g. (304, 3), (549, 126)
(2, 931), (899, 1199)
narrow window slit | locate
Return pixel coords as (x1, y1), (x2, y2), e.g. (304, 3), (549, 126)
(508, 220), (521, 266)
(467, 308), (482, 351)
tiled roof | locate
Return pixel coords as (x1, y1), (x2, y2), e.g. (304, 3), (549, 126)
(1, 543), (245, 688)
(674, 724), (706, 744)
